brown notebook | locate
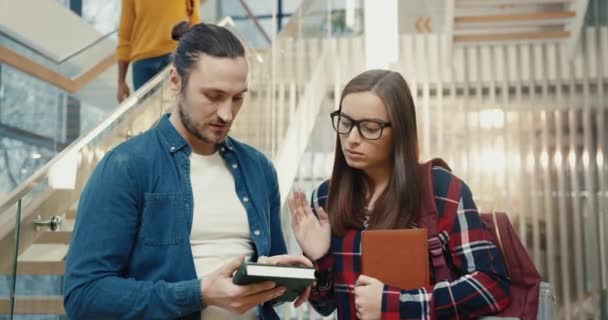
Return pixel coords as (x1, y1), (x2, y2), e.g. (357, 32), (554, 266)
(361, 229), (429, 289)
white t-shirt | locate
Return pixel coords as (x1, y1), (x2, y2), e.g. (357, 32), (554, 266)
(189, 151), (256, 319)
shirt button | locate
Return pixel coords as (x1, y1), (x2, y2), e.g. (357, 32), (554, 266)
(221, 147), (226, 152)
(254, 230), (261, 236)
(232, 164), (238, 169)
(169, 146), (176, 152)
(243, 197), (249, 203)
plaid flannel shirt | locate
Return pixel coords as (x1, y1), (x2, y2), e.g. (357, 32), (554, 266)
(308, 166), (510, 319)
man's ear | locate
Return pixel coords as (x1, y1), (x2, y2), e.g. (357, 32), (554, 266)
(169, 67), (182, 94)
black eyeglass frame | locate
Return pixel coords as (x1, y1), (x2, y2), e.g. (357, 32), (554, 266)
(330, 111), (392, 140)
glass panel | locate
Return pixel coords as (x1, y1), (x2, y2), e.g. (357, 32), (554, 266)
(0, 63), (110, 194)
(1, 72), (168, 318)
(0, 201), (19, 320)
(0, 29), (116, 80)
(2, 0), (117, 95)
(233, 19), (273, 48)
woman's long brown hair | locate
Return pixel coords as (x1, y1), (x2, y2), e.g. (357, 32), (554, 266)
(327, 70), (421, 236)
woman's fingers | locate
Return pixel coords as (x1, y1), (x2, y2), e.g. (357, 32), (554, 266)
(288, 195), (300, 227)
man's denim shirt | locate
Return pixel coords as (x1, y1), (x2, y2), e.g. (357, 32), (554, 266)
(64, 114), (287, 319)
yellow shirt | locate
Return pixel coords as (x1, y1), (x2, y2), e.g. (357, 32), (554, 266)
(116, 0), (201, 62)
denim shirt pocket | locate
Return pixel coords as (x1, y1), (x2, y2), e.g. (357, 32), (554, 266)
(141, 192), (187, 246)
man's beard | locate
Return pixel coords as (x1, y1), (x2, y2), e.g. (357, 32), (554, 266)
(178, 100), (222, 145)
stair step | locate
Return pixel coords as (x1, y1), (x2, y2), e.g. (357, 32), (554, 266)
(36, 231), (71, 244)
(454, 30), (570, 42)
(0, 296), (64, 314)
(8, 244), (68, 275)
(19, 244), (68, 262)
(17, 261), (65, 275)
(455, 11), (576, 24)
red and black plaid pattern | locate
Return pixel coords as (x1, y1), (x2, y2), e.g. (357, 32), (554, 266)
(308, 167), (511, 319)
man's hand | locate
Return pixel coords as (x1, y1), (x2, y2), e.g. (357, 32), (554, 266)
(257, 254), (313, 307)
(200, 256), (286, 314)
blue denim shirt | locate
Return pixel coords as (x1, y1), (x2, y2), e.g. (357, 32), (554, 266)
(64, 114), (287, 319)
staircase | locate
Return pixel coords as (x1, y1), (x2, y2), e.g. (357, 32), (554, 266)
(450, 0), (590, 57)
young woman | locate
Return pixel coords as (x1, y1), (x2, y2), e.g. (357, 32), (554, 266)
(289, 69), (510, 320)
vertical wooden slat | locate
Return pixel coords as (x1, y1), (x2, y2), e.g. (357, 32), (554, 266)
(559, 43), (572, 82)
(500, 82), (511, 219)
(533, 44), (544, 82)
(357, 37), (366, 75)
(454, 46), (466, 84)
(581, 66), (601, 305)
(466, 84), (474, 188)
(586, 28), (598, 79)
(428, 34), (440, 84)
(440, 34), (453, 84)
(568, 98), (585, 315)
(480, 46), (492, 84)
(507, 45), (518, 83)
(546, 43), (558, 81)
(535, 45), (558, 299)
(296, 39), (305, 85)
(473, 83), (483, 197)
(467, 46), (479, 84)
(601, 26), (608, 79)
(554, 87), (572, 319)
(436, 34), (446, 157)
(600, 120), (608, 293)
(265, 83), (273, 152)
(529, 96), (542, 271)
(540, 97), (557, 294)
(275, 82), (285, 157)
(436, 83), (445, 156)
(415, 35), (427, 84)
(493, 45), (505, 84)
(573, 42), (585, 81)
(515, 85), (528, 247)
(422, 82), (431, 160)
(596, 27), (608, 294)
(487, 58), (500, 207)
(520, 45), (531, 82)
(401, 35), (415, 81)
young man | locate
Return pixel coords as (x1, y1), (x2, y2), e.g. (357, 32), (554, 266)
(65, 23), (309, 320)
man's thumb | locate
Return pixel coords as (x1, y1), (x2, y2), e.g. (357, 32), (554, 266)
(221, 255), (245, 276)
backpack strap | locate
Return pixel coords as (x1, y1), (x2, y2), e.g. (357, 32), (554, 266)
(418, 158), (457, 282)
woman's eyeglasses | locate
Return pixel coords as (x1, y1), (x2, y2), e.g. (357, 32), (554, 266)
(330, 111), (392, 140)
